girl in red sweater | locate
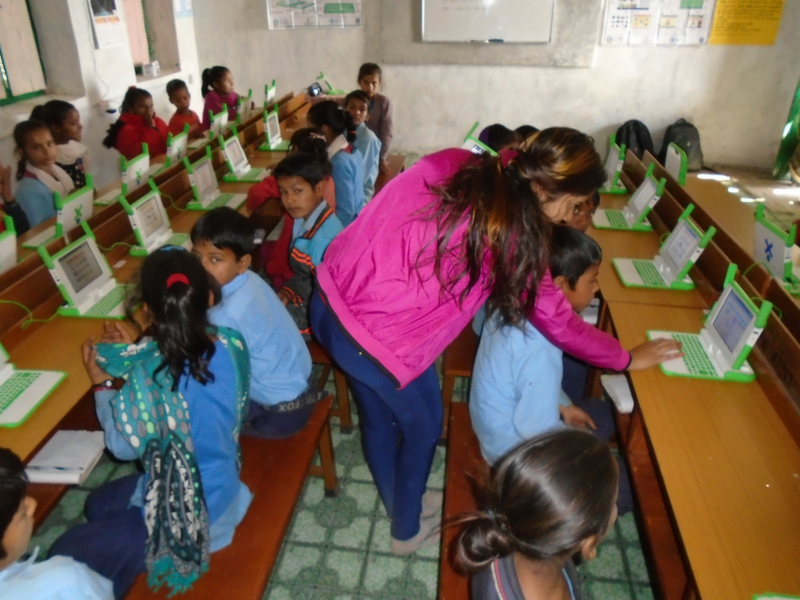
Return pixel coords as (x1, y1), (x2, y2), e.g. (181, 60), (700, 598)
(103, 87), (168, 160)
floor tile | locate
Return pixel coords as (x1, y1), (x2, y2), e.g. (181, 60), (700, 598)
(361, 554), (407, 597)
(624, 547), (651, 584)
(588, 580), (635, 600)
(586, 544), (627, 580)
(289, 509), (328, 544)
(617, 513), (641, 545)
(330, 516), (372, 550)
(318, 549), (366, 591)
(275, 544), (323, 586)
(407, 560), (439, 600)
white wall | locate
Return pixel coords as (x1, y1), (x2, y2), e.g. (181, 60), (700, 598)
(0, 0), (202, 189)
(192, 0), (800, 170)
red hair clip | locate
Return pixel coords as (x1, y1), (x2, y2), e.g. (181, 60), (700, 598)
(166, 273), (189, 288)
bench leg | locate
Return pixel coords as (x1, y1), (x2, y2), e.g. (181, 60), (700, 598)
(440, 374), (456, 444)
(309, 419), (339, 497)
(318, 365), (332, 391)
(334, 368), (353, 434)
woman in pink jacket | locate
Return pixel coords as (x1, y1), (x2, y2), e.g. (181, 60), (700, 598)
(309, 128), (681, 555)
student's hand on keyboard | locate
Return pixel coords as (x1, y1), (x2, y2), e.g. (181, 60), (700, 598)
(628, 339), (684, 371)
(558, 404), (597, 431)
(82, 337), (112, 386)
(100, 321), (135, 345)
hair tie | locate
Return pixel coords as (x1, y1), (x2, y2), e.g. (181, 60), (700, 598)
(166, 273), (189, 288)
(310, 132), (325, 141)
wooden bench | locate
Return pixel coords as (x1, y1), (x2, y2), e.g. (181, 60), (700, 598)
(125, 395), (336, 599)
(307, 340), (353, 432)
(440, 326), (479, 440)
(439, 402), (486, 600)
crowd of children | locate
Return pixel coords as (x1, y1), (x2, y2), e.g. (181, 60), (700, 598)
(0, 59), (687, 600)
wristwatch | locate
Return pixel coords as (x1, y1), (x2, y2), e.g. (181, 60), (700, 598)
(92, 378), (115, 391)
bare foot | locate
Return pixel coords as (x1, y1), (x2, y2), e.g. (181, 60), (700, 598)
(390, 516), (441, 556)
(421, 490), (443, 518)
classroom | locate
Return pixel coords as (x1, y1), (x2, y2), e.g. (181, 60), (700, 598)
(0, 1), (799, 599)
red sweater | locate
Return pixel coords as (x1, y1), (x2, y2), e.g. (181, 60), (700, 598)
(168, 110), (202, 137)
(115, 112), (169, 161)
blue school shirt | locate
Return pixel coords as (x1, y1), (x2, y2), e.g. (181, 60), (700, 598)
(291, 200), (328, 242)
(470, 313), (572, 463)
(0, 549), (113, 599)
(209, 270), (312, 405)
(95, 339), (252, 552)
(352, 123), (381, 201)
(330, 147), (365, 227)
(15, 177), (55, 228)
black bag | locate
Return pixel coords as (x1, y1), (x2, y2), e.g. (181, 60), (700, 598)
(2, 200), (30, 235)
(659, 118), (704, 171)
(615, 120), (655, 160)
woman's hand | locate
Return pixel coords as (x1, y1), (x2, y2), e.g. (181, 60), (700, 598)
(82, 337), (112, 385)
(559, 404), (597, 431)
(379, 159), (390, 175)
(628, 339), (683, 371)
(100, 321), (135, 345)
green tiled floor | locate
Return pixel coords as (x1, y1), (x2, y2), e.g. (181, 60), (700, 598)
(29, 372), (656, 600)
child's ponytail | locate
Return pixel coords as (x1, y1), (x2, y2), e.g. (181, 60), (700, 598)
(125, 249), (220, 389)
(455, 511), (514, 571)
(307, 100), (357, 144)
(103, 87), (151, 149)
(13, 120), (49, 181)
(342, 108), (357, 144)
(290, 128), (332, 177)
(201, 66), (229, 98)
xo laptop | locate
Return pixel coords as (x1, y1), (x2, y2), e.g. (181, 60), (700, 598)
(0, 216), (17, 276)
(592, 164), (665, 232)
(600, 140), (627, 195)
(184, 147), (247, 210)
(22, 178), (95, 249)
(258, 109), (291, 152)
(0, 342), (65, 428)
(754, 204), (800, 296)
(119, 181), (190, 256)
(220, 129), (268, 182)
(461, 122), (497, 156)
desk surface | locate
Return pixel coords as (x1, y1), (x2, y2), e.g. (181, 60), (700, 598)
(607, 300), (800, 600)
(683, 176), (756, 256)
(592, 195), (707, 309)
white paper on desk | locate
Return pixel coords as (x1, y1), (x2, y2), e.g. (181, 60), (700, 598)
(581, 298), (601, 326)
(25, 430), (106, 485)
(601, 374), (635, 414)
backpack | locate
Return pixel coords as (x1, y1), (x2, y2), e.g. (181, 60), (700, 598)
(659, 119), (704, 171)
(615, 120), (654, 160)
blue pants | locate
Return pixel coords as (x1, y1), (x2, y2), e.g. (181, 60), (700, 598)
(562, 353), (590, 402)
(50, 474), (147, 599)
(310, 291), (442, 540)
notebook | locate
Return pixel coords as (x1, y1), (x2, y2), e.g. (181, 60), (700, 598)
(185, 147), (247, 211)
(258, 109), (291, 152)
(592, 164), (664, 232)
(21, 178), (96, 249)
(221, 129), (268, 182)
(120, 182), (190, 256)
(25, 430), (106, 484)
(664, 142), (688, 186)
(647, 264), (772, 383)
(38, 221), (132, 319)
(613, 204), (716, 290)
(754, 205), (800, 297)
(316, 71), (346, 95)
(461, 122), (497, 156)
(0, 342), (65, 428)
(600, 141), (628, 194)
(166, 124), (190, 163)
(0, 216), (18, 276)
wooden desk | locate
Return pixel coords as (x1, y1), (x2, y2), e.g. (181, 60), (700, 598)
(683, 176), (756, 256)
(607, 300), (800, 600)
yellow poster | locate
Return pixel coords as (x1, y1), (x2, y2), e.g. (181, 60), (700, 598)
(709, 0), (786, 45)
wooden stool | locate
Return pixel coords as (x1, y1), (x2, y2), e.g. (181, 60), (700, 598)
(440, 326), (480, 441)
(307, 339), (353, 433)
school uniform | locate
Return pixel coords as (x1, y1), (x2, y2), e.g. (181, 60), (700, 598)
(471, 555), (581, 600)
(114, 113), (168, 161)
(328, 135), (365, 227)
(201, 90), (239, 130)
(15, 163), (75, 228)
(352, 122), (381, 201)
(209, 270), (320, 439)
(168, 110), (201, 136)
(56, 140), (90, 189)
(365, 93), (393, 163)
(0, 549), (114, 600)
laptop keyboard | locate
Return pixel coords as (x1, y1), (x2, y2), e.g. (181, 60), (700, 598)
(605, 210), (628, 229)
(0, 372), (41, 414)
(167, 233), (190, 248)
(633, 259), (665, 287)
(206, 193), (237, 209)
(86, 285), (128, 317)
(241, 168), (265, 181)
(672, 333), (718, 377)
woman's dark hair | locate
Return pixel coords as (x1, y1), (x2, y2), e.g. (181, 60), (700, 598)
(589, 190), (601, 208)
(357, 62), (382, 82)
(549, 225), (602, 289)
(274, 152), (327, 188)
(191, 206), (255, 259)
(103, 87), (152, 149)
(428, 127), (606, 328)
(13, 120), (51, 181)
(124, 249), (219, 389)
(201, 66), (230, 98)
(344, 89), (371, 108)
(289, 128), (331, 175)
(479, 124), (523, 152)
(29, 100), (76, 128)
(0, 447), (28, 560)
(455, 429), (618, 571)
(307, 100), (357, 144)
(166, 78), (188, 99)
(516, 125), (540, 141)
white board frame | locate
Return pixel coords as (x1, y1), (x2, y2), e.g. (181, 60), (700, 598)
(421, 0), (554, 44)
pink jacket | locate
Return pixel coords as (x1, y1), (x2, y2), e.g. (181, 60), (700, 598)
(316, 148), (630, 388)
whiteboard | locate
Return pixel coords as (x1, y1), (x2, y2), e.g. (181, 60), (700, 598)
(422, 0), (554, 44)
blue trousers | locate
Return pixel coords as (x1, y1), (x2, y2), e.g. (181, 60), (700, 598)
(50, 474), (147, 600)
(310, 291), (442, 540)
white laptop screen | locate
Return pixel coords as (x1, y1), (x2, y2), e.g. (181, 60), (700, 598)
(59, 241), (103, 294)
(226, 138), (247, 170)
(194, 159), (218, 197)
(629, 178), (656, 214)
(137, 195), (165, 238)
(267, 113), (281, 142)
(663, 221), (701, 270)
(605, 146), (621, 181)
(711, 291), (754, 353)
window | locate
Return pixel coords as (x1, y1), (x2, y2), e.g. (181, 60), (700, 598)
(123, 0), (181, 81)
(0, 0), (46, 105)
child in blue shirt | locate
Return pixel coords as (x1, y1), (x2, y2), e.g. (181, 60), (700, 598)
(470, 226), (604, 464)
(344, 90), (381, 201)
(0, 447), (113, 600)
(274, 153), (344, 340)
(191, 207), (321, 439)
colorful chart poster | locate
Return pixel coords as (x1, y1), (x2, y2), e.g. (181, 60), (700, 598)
(87, 0), (126, 49)
(709, 0), (785, 45)
(267, 1), (363, 29)
(602, 0), (717, 46)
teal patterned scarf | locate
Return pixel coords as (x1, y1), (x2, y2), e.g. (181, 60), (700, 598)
(96, 327), (250, 594)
